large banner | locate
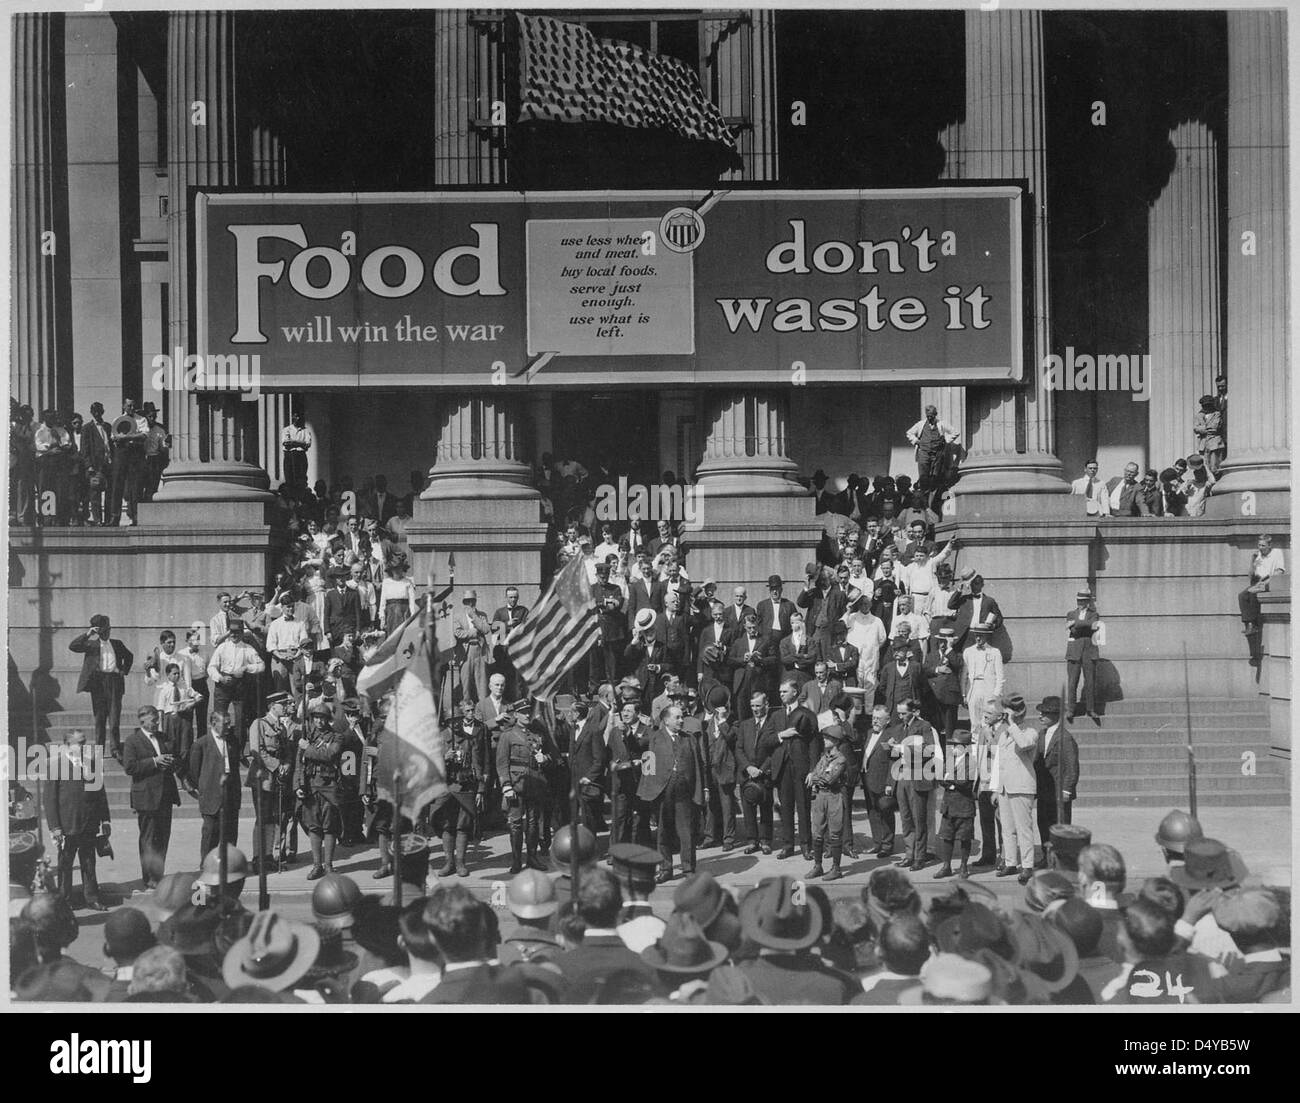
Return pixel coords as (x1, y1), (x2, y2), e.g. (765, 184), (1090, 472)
(196, 188), (1024, 388)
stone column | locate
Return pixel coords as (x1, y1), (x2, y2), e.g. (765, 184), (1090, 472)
(705, 10), (778, 182)
(690, 390), (823, 588)
(1211, 10), (1289, 513)
(956, 10), (1068, 506)
(433, 9), (505, 186)
(11, 12), (72, 415)
(921, 118), (968, 474)
(1147, 120), (1222, 468)
(150, 10), (271, 511)
(409, 394), (548, 610)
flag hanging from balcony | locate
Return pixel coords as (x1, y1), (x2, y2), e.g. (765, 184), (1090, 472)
(507, 554), (600, 700)
(515, 13), (740, 155)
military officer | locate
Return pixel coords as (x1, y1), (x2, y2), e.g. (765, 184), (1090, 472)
(804, 724), (849, 881)
(337, 698), (368, 846)
(429, 698), (488, 878)
(294, 702), (344, 880)
(1065, 587), (1101, 721)
(245, 691), (294, 872)
(496, 710), (555, 874)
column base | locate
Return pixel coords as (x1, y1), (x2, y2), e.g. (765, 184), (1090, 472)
(142, 461), (277, 525)
(693, 453), (811, 499)
(951, 452), (1073, 518)
(419, 460), (541, 503)
(1204, 453), (1290, 518)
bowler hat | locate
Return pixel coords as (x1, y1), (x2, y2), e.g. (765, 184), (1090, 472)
(673, 872), (729, 929)
(222, 910), (321, 992)
(703, 684), (730, 711)
(767, 574), (783, 588)
(1036, 696), (1063, 717)
(1170, 838), (1249, 891)
(739, 876), (822, 951)
(642, 913), (729, 975)
(1004, 693), (1027, 718)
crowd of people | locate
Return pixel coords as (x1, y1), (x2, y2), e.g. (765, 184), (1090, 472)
(8, 397), (169, 527)
(9, 801), (1289, 1004)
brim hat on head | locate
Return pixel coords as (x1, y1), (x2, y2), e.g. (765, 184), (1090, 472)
(935, 902), (1018, 963)
(641, 913), (729, 975)
(673, 871), (729, 930)
(222, 910), (322, 992)
(1036, 696), (1063, 717)
(703, 684), (730, 711)
(739, 875), (823, 951)
(157, 903), (225, 957)
(1024, 870), (1077, 913)
(1170, 839), (1250, 891)
(970, 624), (993, 636)
(1006, 912), (1080, 998)
(634, 608), (658, 633)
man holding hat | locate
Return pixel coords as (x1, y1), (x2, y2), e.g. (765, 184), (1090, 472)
(246, 692), (294, 869)
(610, 842), (668, 951)
(988, 696), (1039, 884)
(888, 697), (942, 872)
(1034, 696), (1079, 844)
(1065, 588), (1101, 721)
(637, 704), (707, 883)
(453, 589), (493, 704)
(608, 699), (652, 848)
(626, 608), (668, 703)
(294, 702), (345, 880)
(68, 614), (133, 758)
(736, 876), (859, 1005)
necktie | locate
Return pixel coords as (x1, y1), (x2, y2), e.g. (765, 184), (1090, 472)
(1085, 478), (1095, 498)
(173, 684), (180, 704)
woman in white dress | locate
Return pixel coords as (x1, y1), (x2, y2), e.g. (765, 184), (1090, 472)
(380, 554), (418, 636)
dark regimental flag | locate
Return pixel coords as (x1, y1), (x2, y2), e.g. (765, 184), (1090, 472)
(507, 554), (600, 699)
(515, 13), (739, 153)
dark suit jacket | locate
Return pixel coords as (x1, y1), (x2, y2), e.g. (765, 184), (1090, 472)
(1105, 476), (1140, 517)
(721, 604), (757, 635)
(948, 591), (1004, 647)
(122, 728), (181, 812)
(625, 577), (667, 629)
(44, 758), (110, 836)
(570, 714), (608, 790)
(368, 491), (400, 524)
(815, 639), (860, 683)
(737, 954), (860, 1006)
(879, 658), (925, 715)
(189, 733), (243, 817)
(770, 705), (822, 781)
(84, 419), (114, 470)
(323, 587), (362, 641)
(624, 637), (670, 702)
(862, 727), (895, 793)
(657, 612), (690, 667)
(756, 596), (798, 640)
(798, 678), (843, 716)
(636, 727), (707, 805)
(555, 935), (662, 1004)
(923, 647), (965, 705)
(607, 720), (651, 792)
(415, 963), (524, 1004)
(1035, 722), (1080, 798)
(734, 711), (782, 783)
(68, 633), (133, 694)
(778, 631), (818, 687)
(883, 716), (940, 793)
(705, 716), (738, 785)
(727, 633), (779, 704)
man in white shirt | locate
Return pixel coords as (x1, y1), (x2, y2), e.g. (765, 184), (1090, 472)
(281, 411), (312, 488)
(890, 595), (930, 650)
(1070, 460), (1110, 516)
(843, 592), (887, 697)
(896, 537), (956, 616)
(961, 626), (1003, 727)
(906, 404), (960, 490)
(1239, 533), (1287, 636)
(206, 620), (266, 751)
(266, 604), (311, 696)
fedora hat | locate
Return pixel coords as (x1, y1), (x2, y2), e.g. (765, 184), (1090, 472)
(641, 913), (729, 975)
(1170, 838), (1249, 891)
(673, 871), (729, 930)
(222, 910), (321, 992)
(740, 779), (769, 805)
(156, 903), (224, 957)
(739, 876), (823, 951)
(1006, 913), (1079, 997)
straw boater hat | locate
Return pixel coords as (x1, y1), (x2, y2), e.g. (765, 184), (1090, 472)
(634, 608), (658, 633)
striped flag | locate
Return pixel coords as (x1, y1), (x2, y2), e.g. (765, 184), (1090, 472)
(507, 555), (600, 699)
(515, 14), (739, 152)
(356, 598), (430, 703)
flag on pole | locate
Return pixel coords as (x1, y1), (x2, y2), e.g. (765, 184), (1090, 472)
(507, 554), (600, 699)
(374, 623), (447, 821)
(356, 599), (429, 702)
(515, 14), (739, 153)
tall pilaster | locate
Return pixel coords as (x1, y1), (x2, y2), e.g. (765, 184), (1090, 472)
(11, 13), (72, 415)
(151, 10), (271, 507)
(1211, 10), (1289, 512)
(705, 11), (778, 182)
(957, 10), (1067, 502)
(1147, 120), (1222, 467)
(433, 9), (505, 186)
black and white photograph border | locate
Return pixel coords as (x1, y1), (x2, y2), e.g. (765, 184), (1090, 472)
(3, 0), (1295, 1012)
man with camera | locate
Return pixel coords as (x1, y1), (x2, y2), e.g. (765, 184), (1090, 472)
(107, 397), (149, 526)
(68, 614), (133, 760)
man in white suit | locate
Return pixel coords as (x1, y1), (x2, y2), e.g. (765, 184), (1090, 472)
(961, 625), (1004, 727)
(1069, 459), (1110, 517)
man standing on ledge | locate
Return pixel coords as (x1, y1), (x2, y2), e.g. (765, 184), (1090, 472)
(906, 404), (960, 492)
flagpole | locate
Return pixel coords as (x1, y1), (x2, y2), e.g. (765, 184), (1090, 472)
(569, 699), (581, 905)
(392, 768), (403, 911)
(1183, 643), (1197, 821)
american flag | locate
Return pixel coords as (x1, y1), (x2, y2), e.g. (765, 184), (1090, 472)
(515, 14), (739, 152)
(507, 554), (600, 699)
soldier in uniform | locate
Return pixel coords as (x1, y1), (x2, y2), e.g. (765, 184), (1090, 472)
(428, 698), (487, 878)
(496, 710), (555, 874)
(245, 691), (294, 872)
(804, 724), (849, 881)
(337, 699), (368, 846)
(295, 702), (344, 880)
(362, 697), (410, 881)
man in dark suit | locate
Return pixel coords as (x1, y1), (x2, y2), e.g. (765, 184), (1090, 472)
(323, 567), (362, 647)
(121, 705), (181, 889)
(735, 691), (781, 854)
(923, 626), (965, 745)
(815, 626), (861, 688)
(695, 599), (732, 696)
(779, 609), (818, 688)
(83, 401), (114, 525)
(590, 565), (625, 688)
(798, 660), (843, 717)
(658, 590), (691, 682)
(416, 886), (515, 1004)
(43, 729), (110, 910)
(700, 687), (739, 851)
(797, 565), (848, 656)
(1034, 696), (1080, 843)
(886, 698), (941, 871)
(948, 574), (1004, 652)
(636, 705), (707, 882)
(608, 700), (652, 847)
(68, 614), (133, 758)
(624, 609), (669, 703)
(490, 584), (530, 696)
(721, 586), (756, 635)
(1065, 588), (1101, 720)
(879, 644), (925, 716)
(771, 678), (822, 861)
(861, 704), (897, 856)
(368, 474), (400, 524)
(1104, 462), (1142, 517)
(756, 575), (797, 641)
(568, 700), (608, 833)
(625, 553), (667, 630)
(726, 612), (779, 722)
(645, 518), (683, 562)
(555, 867), (662, 1003)
(189, 716), (243, 861)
